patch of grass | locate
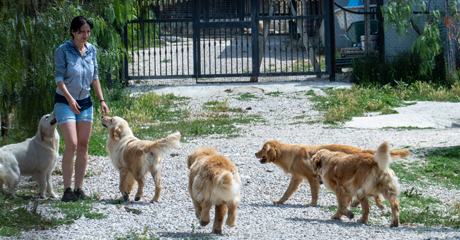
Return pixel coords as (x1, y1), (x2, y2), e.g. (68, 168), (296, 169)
(224, 89), (233, 93)
(323, 206), (362, 216)
(126, 114), (264, 143)
(390, 162), (422, 185)
(310, 81), (460, 124)
(289, 120), (321, 125)
(293, 115), (308, 119)
(265, 91), (284, 97)
(410, 146), (460, 190)
(84, 170), (100, 178)
(305, 89), (316, 96)
(382, 189), (460, 228)
(236, 93), (260, 101)
(115, 226), (160, 240)
(161, 59), (171, 63)
(381, 126), (436, 131)
(203, 99), (244, 113)
(311, 85), (410, 124)
(0, 198), (65, 237)
(0, 191), (106, 237)
(286, 95), (303, 100)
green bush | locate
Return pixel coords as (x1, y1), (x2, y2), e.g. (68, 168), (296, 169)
(350, 51), (450, 87)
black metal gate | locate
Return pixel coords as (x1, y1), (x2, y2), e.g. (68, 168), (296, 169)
(123, 0), (334, 83)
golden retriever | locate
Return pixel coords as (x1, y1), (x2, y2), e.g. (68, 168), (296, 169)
(255, 141), (410, 206)
(0, 112), (59, 199)
(311, 141), (408, 227)
(101, 116), (181, 202)
(187, 147), (241, 234)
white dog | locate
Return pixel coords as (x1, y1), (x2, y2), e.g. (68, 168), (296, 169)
(0, 112), (59, 198)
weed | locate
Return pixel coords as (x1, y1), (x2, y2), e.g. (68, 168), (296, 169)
(265, 91), (284, 97)
(161, 59), (171, 63)
(289, 120), (321, 125)
(236, 93), (260, 101)
(401, 187), (421, 198)
(203, 99), (244, 113)
(293, 115), (308, 119)
(305, 90), (316, 96)
(224, 89), (233, 93)
(115, 226), (159, 240)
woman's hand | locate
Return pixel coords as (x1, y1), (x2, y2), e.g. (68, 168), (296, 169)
(101, 101), (109, 116)
(69, 99), (81, 114)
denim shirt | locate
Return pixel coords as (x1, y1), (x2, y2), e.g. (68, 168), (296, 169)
(55, 40), (99, 100)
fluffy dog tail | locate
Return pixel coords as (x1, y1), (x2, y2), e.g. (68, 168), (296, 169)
(155, 132), (181, 152)
(374, 142), (393, 172)
(214, 171), (240, 202)
(388, 149), (411, 160)
(362, 149), (410, 160)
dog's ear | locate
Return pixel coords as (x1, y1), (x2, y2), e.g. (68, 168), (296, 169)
(266, 143), (277, 161)
(311, 154), (322, 171)
(40, 126), (46, 141)
(110, 126), (122, 141)
(187, 154), (194, 169)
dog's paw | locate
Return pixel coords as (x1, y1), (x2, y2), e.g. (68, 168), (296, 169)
(331, 213), (341, 220)
(212, 228), (223, 234)
(390, 220), (399, 227)
(357, 217), (368, 223)
(38, 194), (46, 199)
(122, 192), (129, 201)
(272, 199), (284, 204)
(305, 202), (317, 207)
(134, 196), (141, 201)
(377, 204), (385, 210)
(225, 219), (236, 227)
(150, 198), (160, 203)
(346, 210), (355, 220)
(200, 220), (210, 226)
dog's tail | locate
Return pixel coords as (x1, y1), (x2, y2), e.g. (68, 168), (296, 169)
(213, 171), (240, 202)
(154, 132), (181, 152)
(362, 149), (410, 160)
(374, 142), (393, 172)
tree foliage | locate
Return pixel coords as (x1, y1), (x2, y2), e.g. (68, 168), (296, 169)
(382, 0), (459, 76)
(0, 0), (136, 139)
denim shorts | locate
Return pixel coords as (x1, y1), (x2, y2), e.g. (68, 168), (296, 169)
(54, 103), (94, 125)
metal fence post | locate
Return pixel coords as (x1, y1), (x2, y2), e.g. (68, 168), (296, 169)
(325, 0), (336, 81)
(193, 0), (200, 82)
(377, 0), (385, 63)
(250, 0), (259, 82)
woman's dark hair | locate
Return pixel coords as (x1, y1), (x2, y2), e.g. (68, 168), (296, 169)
(70, 16), (93, 39)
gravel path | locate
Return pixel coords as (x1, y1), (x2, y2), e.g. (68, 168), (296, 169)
(18, 85), (460, 240)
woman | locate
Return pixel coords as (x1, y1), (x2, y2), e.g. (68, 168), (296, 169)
(54, 16), (109, 202)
